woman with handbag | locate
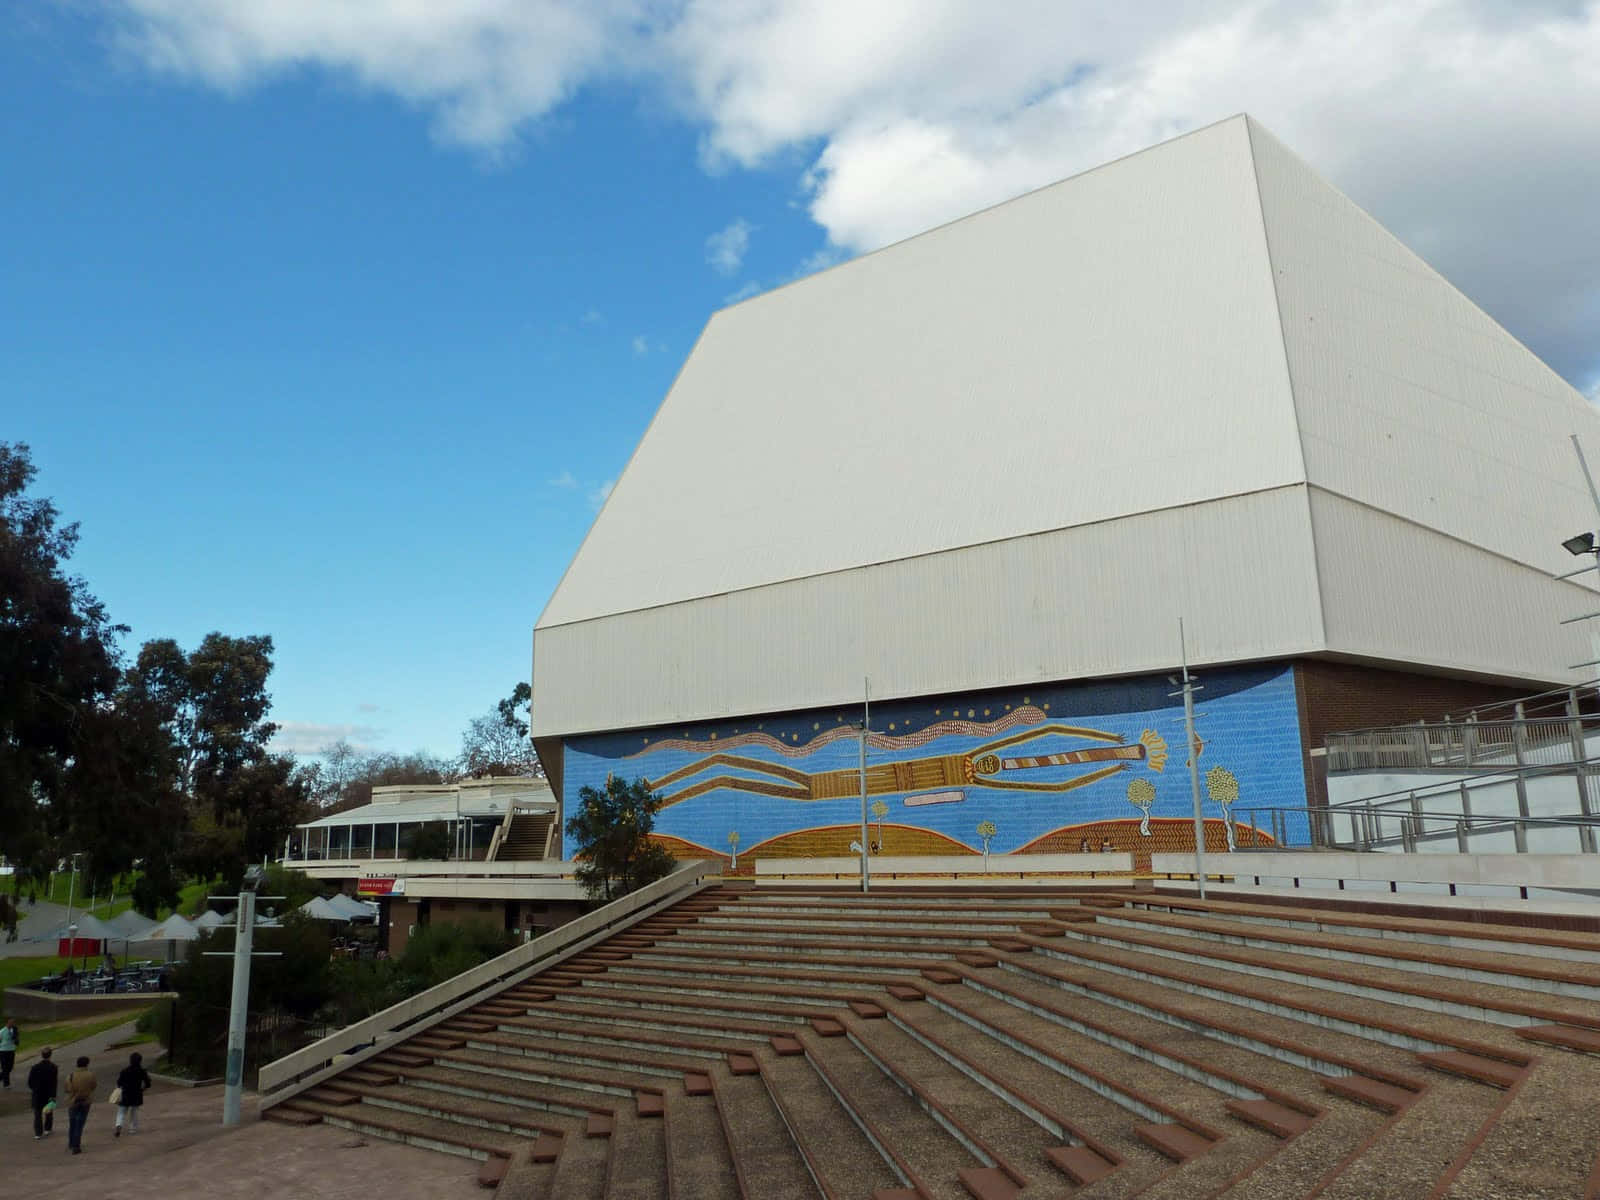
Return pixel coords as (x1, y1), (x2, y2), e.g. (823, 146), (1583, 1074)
(113, 1052), (153, 1136)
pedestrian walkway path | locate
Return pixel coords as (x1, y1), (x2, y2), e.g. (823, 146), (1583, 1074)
(1, 1084), (483, 1199)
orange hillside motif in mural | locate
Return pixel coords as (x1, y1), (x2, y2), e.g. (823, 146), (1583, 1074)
(649, 824), (977, 876)
(1016, 818), (1275, 874)
(643, 723), (1168, 808)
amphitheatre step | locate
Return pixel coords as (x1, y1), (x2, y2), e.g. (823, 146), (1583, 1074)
(1415, 1049), (1526, 1089)
(552, 981), (833, 1025)
(662, 1088), (741, 1200)
(1011, 926), (1538, 1059)
(684, 1073), (713, 1096)
(1133, 1122), (1214, 1163)
(888, 984), (926, 1001)
(1306, 1073), (1505, 1200)
(958, 966), (1321, 1109)
(1092, 907), (1600, 1001)
(883, 997), (1180, 1186)
(1517, 1022), (1600, 1054)
(459, 1029), (702, 1079)
(804, 1033), (977, 1200)
(1127, 893), (1600, 964)
(605, 1108), (668, 1200)
(477, 1154), (511, 1188)
(994, 946), (1431, 1091)
(553, 1126), (620, 1200)
(755, 1052), (905, 1198)
(710, 1065), (821, 1198)
(262, 1106), (321, 1126)
(431, 1043), (667, 1099)
(1045, 1144), (1117, 1186)
(771, 1034), (805, 1055)
(847, 1012), (1074, 1192)
(1034, 918), (1600, 1030)
(1320, 1074), (1421, 1114)
(956, 1165), (1022, 1199)
(281, 1096), (519, 1160)
(1223, 1098), (1314, 1138)
(523, 999), (779, 1041)
(356, 1080), (577, 1141)
(493, 1012), (751, 1059)
(400, 1061), (622, 1121)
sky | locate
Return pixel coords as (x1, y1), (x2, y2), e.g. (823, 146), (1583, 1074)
(3, 2), (1598, 762)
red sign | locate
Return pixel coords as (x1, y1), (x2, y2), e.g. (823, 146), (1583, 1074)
(357, 877), (398, 896)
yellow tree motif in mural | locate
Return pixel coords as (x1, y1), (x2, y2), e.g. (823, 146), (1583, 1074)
(1126, 778), (1155, 837)
(870, 799), (888, 853)
(1206, 766), (1240, 851)
(976, 820), (998, 872)
(727, 829), (740, 870)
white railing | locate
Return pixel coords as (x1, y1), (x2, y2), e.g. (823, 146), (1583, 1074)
(1152, 851), (1600, 895)
(257, 859), (717, 1103)
(755, 852), (1133, 881)
(283, 857), (579, 878)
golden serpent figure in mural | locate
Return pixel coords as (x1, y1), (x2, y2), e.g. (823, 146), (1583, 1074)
(645, 725), (1168, 808)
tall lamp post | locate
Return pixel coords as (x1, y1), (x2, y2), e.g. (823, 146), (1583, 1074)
(205, 865), (282, 1126)
(1172, 620), (1207, 900)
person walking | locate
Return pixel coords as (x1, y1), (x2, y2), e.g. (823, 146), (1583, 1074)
(113, 1052), (153, 1136)
(64, 1054), (96, 1155)
(27, 1046), (59, 1139)
(0, 1016), (18, 1087)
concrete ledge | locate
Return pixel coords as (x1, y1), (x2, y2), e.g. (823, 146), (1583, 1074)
(1, 987), (163, 1022)
(758, 852), (1133, 880)
(1152, 851), (1600, 891)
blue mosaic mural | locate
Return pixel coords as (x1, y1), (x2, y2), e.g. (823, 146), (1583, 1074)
(561, 665), (1310, 864)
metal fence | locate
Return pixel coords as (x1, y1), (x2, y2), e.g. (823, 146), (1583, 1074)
(1235, 804), (1600, 856)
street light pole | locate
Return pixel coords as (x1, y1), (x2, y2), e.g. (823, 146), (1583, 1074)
(206, 866), (282, 1127)
(1179, 619), (1207, 900)
(859, 676), (871, 894)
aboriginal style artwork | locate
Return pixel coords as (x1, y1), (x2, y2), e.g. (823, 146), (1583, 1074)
(560, 664), (1310, 871)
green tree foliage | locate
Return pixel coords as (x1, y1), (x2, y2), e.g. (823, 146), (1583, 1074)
(460, 681), (539, 777)
(398, 919), (516, 986)
(167, 912), (333, 1078)
(0, 443), (123, 871)
(565, 775), (677, 902)
(308, 741), (455, 813)
(405, 821), (452, 860)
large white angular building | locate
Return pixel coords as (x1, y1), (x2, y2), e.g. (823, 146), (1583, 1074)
(531, 115), (1600, 871)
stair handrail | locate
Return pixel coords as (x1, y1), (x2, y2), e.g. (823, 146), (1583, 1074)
(257, 857), (716, 1100)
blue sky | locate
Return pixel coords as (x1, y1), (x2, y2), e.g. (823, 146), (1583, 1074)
(3, 4), (1596, 760)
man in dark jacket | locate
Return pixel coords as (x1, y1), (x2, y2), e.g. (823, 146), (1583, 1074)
(27, 1046), (59, 1139)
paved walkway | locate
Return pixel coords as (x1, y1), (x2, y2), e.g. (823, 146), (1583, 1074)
(1, 1085), (486, 1199)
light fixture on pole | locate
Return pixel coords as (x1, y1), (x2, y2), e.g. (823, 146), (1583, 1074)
(1563, 532), (1597, 557)
(205, 864), (283, 1126)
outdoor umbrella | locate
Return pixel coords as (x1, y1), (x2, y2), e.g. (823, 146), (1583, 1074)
(193, 909), (230, 930)
(326, 894), (376, 921)
(132, 912), (200, 963)
(298, 896), (350, 922)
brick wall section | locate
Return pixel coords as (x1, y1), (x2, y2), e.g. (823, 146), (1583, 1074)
(1292, 659), (1531, 808)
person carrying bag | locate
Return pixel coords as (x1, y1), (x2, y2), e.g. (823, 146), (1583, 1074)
(113, 1052), (153, 1136)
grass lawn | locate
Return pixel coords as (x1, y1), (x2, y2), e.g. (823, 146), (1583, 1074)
(15, 1009), (152, 1055)
(0, 956), (76, 1012)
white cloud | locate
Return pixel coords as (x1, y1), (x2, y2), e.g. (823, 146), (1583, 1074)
(99, 2), (1600, 385)
(588, 477), (615, 509)
(705, 217), (754, 274)
(631, 334), (650, 355)
(357, 702), (380, 714)
(270, 720), (382, 756)
(580, 308), (604, 325)
(547, 469), (579, 488)
(723, 279), (762, 305)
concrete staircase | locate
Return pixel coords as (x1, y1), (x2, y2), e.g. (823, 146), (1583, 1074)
(264, 883), (1600, 1199)
(495, 811), (556, 861)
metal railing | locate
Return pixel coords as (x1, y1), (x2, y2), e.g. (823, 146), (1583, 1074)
(256, 859), (716, 1104)
(1234, 804), (1600, 856)
(1327, 684), (1600, 774)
